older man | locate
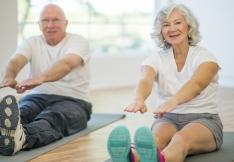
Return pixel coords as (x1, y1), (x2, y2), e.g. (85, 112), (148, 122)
(0, 4), (92, 155)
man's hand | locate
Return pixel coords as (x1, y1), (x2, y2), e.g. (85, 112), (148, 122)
(0, 78), (17, 89)
(15, 77), (44, 93)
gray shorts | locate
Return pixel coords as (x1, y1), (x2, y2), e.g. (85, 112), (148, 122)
(152, 113), (223, 149)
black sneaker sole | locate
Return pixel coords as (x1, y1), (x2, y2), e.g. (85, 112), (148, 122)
(0, 95), (19, 156)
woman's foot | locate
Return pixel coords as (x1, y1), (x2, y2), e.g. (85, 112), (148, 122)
(107, 126), (131, 162)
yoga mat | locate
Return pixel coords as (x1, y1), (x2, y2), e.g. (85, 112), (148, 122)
(0, 113), (125, 162)
(105, 132), (234, 162)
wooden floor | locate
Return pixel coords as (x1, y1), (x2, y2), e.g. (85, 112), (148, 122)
(29, 86), (234, 162)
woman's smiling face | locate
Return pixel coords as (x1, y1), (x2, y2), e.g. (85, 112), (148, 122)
(161, 9), (189, 47)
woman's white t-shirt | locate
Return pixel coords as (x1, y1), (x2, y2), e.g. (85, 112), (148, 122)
(142, 46), (219, 114)
(14, 33), (91, 102)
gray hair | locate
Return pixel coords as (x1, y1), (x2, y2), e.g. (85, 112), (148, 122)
(39, 4), (67, 20)
(151, 4), (201, 49)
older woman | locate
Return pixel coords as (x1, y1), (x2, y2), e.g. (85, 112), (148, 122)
(108, 3), (223, 162)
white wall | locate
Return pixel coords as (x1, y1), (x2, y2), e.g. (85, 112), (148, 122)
(0, 1), (18, 96)
(90, 52), (148, 90)
(0, 1), (17, 72)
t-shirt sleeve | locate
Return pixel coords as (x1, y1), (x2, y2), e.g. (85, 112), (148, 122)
(13, 38), (32, 61)
(193, 49), (220, 69)
(141, 53), (161, 73)
(66, 35), (90, 63)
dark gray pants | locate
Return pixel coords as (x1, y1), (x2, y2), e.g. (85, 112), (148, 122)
(19, 94), (92, 149)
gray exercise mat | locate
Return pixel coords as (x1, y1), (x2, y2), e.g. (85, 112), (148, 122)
(0, 113), (125, 162)
(105, 132), (234, 162)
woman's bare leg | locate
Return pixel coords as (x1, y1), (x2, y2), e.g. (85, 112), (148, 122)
(162, 122), (216, 162)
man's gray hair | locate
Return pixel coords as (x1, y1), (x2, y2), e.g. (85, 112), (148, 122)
(39, 4), (67, 20)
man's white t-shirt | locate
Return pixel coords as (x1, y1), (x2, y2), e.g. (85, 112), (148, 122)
(142, 46), (220, 114)
(15, 33), (91, 102)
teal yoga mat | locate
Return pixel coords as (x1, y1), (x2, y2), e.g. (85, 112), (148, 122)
(105, 132), (234, 162)
(0, 113), (125, 162)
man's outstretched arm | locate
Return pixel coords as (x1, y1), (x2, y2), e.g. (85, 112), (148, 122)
(0, 54), (28, 89)
(15, 53), (83, 93)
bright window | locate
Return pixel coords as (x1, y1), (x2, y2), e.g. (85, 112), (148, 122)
(18, 0), (155, 54)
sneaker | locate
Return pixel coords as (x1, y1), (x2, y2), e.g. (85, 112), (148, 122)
(0, 95), (26, 156)
(107, 126), (131, 162)
(134, 126), (157, 162)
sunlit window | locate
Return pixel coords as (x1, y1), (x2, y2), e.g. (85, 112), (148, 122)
(18, 0), (155, 54)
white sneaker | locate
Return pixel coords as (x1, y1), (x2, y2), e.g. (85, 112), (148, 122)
(0, 95), (26, 156)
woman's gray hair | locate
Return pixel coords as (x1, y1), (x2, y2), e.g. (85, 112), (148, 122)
(151, 3), (201, 49)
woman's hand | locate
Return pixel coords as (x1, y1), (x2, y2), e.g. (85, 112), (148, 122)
(124, 100), (148, 114)
(153, 97), (178, 117)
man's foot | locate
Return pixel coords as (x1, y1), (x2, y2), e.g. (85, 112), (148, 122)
(134, 126), (157, 162)
(107, 126), (131, 162)
(0, 95), (26, 156)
